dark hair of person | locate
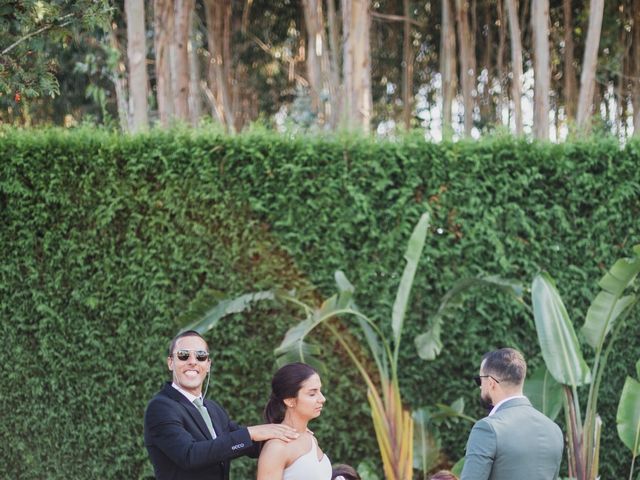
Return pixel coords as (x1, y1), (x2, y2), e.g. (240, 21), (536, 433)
(331, 463), (360, 480)
(429, 470), (458, 480)
(481, 347), (527, 386)
(168, 330), (208, 357)
(264, 362), (318, 424)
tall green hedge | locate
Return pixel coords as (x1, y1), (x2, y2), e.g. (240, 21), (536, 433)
(1, 128), (638, 479)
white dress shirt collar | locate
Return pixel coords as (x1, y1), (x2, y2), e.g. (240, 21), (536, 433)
(171, 382), (202, 403)
(489, 395), (526, 416)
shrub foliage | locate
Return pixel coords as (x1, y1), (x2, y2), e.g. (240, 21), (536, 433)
(0, 128), (638, 478)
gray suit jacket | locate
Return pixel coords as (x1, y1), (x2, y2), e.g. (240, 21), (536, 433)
(460, 397), (563, 480)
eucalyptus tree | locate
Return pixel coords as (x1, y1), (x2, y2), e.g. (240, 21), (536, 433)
(531, 0), (550, 139)
(576, 0), (605, 131)
(562, 0), (578, 121)
(440, 0), (457, 138)
(454, 0), (475, 136)
(125, 0), (148, 131)
(505, 0), (524, 134)
(342, 0), (373, 132)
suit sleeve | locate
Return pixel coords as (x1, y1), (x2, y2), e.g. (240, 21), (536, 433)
(145, 396), (256, 471)
(460, 418), (496, 480)
(214, 401), (260, 459)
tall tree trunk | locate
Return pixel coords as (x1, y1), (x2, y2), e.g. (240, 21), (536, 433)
(441, 0), (457, 138)
(563, 0), (577, 121)
(616, 19), (629, 138)
(125, 0), (148, 132)
(632, 0), (640, 136)
(173, 0), (195, 121)
(531, 0), (550, 140)
(326, 0), (342, 128)
(401, 0), (414, 129)
(188, 18), (201, 126)
(479, 3), (492, 126)
(302, 0), (332, 126)
(203, 0), (235, 131)
(108, 23), (130, 132)
(505, 0), (523, 134)
(455, 0), (476, 136)
(497, 0), (506, 125)
(154, 0), (174, 126)
(576, 0), (605, 130)
(342, 0), (372, 132)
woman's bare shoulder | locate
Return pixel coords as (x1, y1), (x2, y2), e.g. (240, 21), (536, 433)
(260, 434), (309, 463)
(260, 438), (290, 455)
(257, 439), (290, 479)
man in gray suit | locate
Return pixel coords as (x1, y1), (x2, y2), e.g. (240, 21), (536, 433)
(460, 348), (563, 480)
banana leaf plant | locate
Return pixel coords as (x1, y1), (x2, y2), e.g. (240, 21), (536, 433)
(617, 359), (640, 480)
(270, 211), (427, 480)
(416, 244), (640, 480)
(179, 212), (471, 479)
(531, 244), (640, 480)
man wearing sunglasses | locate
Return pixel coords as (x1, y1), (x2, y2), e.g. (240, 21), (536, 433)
(460, 348), (563, 480)
(144, 330), (300, 480)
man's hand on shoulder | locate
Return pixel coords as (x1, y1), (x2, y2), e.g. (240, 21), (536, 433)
(248, 424), (300, 443)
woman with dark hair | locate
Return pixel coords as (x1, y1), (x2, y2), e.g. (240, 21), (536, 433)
(257, 362), (331, 480)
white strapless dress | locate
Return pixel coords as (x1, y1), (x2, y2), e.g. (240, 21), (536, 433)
(283, 436), (332, 480)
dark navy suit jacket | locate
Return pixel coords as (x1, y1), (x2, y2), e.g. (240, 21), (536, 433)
(144, 382), (259, 480)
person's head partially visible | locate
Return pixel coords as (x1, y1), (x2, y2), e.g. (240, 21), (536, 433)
(264, 362), (324, 425)
(474, 347), (526, 410)
(167, 330), (211, 397)
(331, 463), (360, 480)
(429, 470), (458, 480)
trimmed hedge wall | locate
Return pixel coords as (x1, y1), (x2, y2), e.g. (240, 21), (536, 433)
(1, 128), (639, 479)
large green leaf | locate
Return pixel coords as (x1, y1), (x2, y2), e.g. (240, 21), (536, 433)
(275, 339), (325, 373)
(415, 276), (524, 360)
(275, 316), (317, 359)
(451, 457), (465, 476)
(179, 290), (275, 333)
(414, 321), (442, 362)
(431, 397), (476, 427)
(412, 407), (441, 472)
(582, 293), (635, 350)
(524, 365), (563, 421)
(391, 212), (430, 354)
(531, 272), (591, 386)
(273, 291), (365, 365)
(597, 245), (640, 296)
(617, 361), (640, 457)
(581, 245), (640, 350)
(335, 270), (389, 379)
(334, 270), (356, 310)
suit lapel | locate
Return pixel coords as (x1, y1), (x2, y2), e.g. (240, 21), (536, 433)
(162, 383), (213, 439)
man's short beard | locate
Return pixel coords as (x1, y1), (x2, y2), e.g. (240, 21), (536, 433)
(480, 392), (493, 411)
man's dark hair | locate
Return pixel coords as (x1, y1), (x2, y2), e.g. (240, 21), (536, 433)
(331, 463), (361, 480)
(168, 330), (208, 357)
(429, 470), (458, 480)
(481, 347), (526, 386)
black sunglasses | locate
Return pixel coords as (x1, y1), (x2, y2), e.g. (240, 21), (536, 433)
(473, 374), (501, 386)
(173, 349), (210, 362)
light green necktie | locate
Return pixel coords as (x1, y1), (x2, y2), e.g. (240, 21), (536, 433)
(193, 398), (217, 439)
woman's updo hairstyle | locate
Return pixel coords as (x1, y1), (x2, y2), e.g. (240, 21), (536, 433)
(264, 362), (318, 423)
